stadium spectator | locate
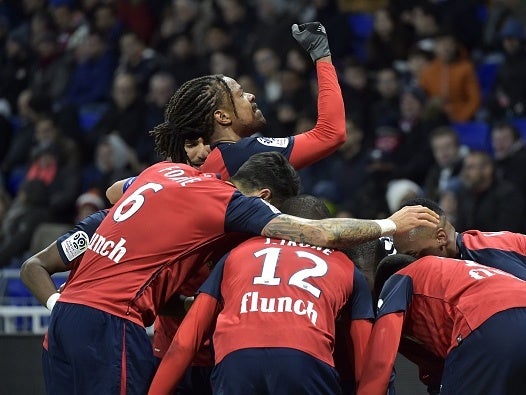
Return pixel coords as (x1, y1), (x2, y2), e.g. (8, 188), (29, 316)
(82, 134), (138, 207)
(339, 58), (374, 140)
(455, 150), (525, 232)
(59, 31), (116, 110)
(29, 31), (72, 106)
(1, 90), (52, 184)
(487, 18), (526, 121)
(91, 3), (123, 51)
(390, 86), (446, 184)
(0, 30), (32, 111)
(116, 31), (164, 94)
(491, 122), (526, 200)
(423, 126), (466, 202)
(366, 7), (409, 71)
(89, 73), (148, 165)
(369, 67), (401, 132)
(418, 30), (481, 122)
(48, 0), (89, 53)
(0, 179), (50, 267)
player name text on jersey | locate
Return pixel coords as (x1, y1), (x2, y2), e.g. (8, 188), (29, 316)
(263, 238), (333, 256)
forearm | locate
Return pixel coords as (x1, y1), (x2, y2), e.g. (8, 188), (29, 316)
(20, 259), (60, 306)
(289, 61), (346, 169)
(148, 294), (219, 395)
(261, 215), (383, 249)
(261, 206), (439, 249)
(357, 313), (404, 395)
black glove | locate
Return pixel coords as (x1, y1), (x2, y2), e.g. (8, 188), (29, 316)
(291, 22), (331, 62)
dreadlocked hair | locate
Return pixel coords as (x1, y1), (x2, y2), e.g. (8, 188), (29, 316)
(149, 74), (236, 163)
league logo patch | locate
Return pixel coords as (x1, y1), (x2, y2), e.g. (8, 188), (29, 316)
(261, 199), (281, 214)
(60, 231), (89, 262)
(256, 137), (289, 148)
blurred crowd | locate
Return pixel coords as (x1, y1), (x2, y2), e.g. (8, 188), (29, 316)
(0, 0), (526, 267)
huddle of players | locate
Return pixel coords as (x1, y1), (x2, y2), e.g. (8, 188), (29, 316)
(20, 21), (526, 395)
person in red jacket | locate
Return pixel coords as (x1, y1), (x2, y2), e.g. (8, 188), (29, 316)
(150, 22), (347, 181)
(149, 195), (376, 395)
(358, 253), (526, 395)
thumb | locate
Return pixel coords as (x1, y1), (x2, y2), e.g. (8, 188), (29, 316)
(291, 23), (300, 35)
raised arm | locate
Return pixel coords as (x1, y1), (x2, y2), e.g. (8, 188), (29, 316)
(288, 22), (346, 169)
(288, 60), (346, 168)
(261, 205), (439, 249)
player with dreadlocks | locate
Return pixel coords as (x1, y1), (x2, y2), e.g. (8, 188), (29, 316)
(150, 22), (347, 180)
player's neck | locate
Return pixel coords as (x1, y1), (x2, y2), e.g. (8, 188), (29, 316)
(209, 128), (241, 145)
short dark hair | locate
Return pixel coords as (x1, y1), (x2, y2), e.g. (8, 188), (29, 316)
(492, 121), (521, 141)
(230, 152), (301, 208)
(343, 238), (388, 276)
(149, 74), (236, 162)
(280, 194), (330, 219)
(374, 254), (416, 298)
(429, 126), (459, 146)
(399, 197), (444, 217)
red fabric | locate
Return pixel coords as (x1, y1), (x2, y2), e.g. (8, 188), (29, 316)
(26, 160), (57, 186)
(117, 0), (155, 44)
(357, 312), (404, 395)
(289, 62), (346, 168)
(211, 237), (363, 367)
(398, 256), (526, 358)
(58, 162), (248, 326)
(349, 318), (373, 381)
(461, 230), (526, 254)
(148, 294), (219, 395)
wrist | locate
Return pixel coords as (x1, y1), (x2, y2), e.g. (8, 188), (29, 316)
(373, 219), (397, 236)
(46, 292), (61, 311)
(315, 55), (332, 63)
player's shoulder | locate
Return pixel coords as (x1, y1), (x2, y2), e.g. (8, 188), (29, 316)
(219, 136), (292, 149)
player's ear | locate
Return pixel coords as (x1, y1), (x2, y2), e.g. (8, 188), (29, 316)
(256, 188), (271, 202)
(214, 109), (232, 126)
(436, 227), (448, 247)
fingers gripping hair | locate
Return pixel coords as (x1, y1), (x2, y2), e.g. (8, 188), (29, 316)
(149, 75), (235, 162)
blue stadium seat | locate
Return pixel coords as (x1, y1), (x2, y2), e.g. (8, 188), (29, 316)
(476, 60), (500, 100)
(511, 117), (526, 140)
(78, 103), (108, 132)
(348, 13), (374, 38)
(452, 121), (492, 153)
(347, 13), (374, 62)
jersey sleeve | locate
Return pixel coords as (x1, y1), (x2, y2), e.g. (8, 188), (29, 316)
(123, 176), (136, 192)
(224, 191), (281, 234)
(198, 254), (229, 299)
(376, 273), (413, 319)
(212, 137), (294, 179)
(356, 312), (405, 395)
(458, 231), (526, 280)
(148, 293), (220, 395)
(346, 267), (375, 321)
(288, 62), (346, 169)
(56, 209), (108, 265)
